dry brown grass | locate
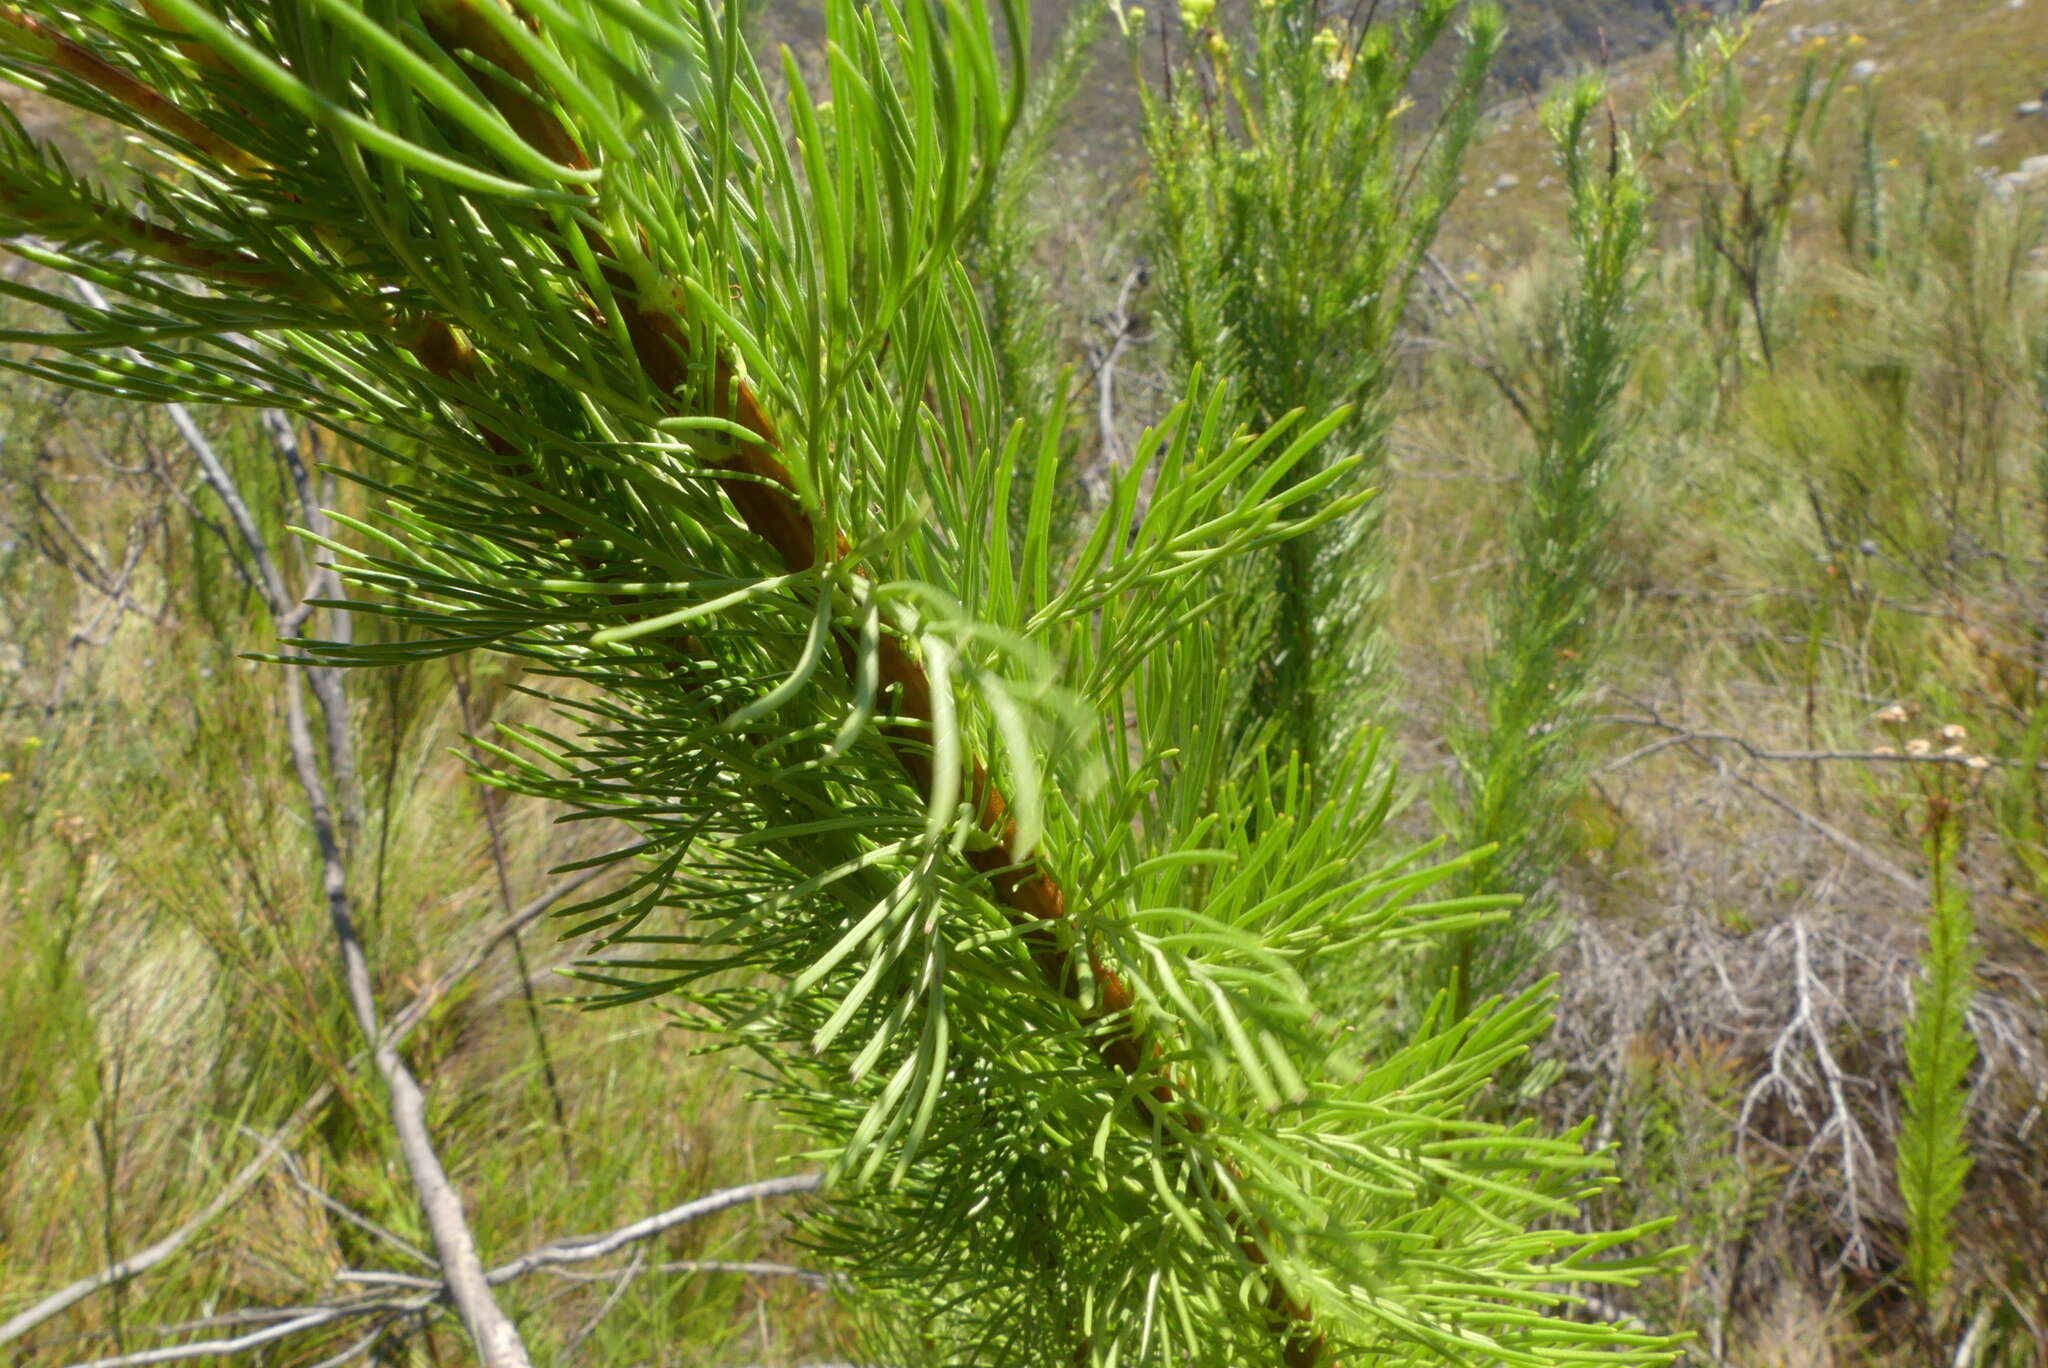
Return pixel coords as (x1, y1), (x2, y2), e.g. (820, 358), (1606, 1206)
(1380, 14), (2048, 1346)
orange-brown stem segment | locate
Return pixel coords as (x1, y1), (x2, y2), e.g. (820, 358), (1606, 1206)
(416, 8), (1327, 1357)
(0, 5), (259, 170)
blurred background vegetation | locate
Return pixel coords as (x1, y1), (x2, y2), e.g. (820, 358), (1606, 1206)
(3, 0), (2047, 1362)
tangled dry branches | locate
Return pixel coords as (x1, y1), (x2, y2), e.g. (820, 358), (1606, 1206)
(1547, 900), (2048, 1331)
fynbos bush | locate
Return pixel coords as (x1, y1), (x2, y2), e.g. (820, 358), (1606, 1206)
(0, 0), (1673, 1363)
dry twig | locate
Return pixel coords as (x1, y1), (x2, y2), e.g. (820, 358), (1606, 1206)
(1081, 263), (1151, 504)
(1737, 919), (1879, 1268)
(56, 270), (531, 1366)
(53, 1175), (827, 1368)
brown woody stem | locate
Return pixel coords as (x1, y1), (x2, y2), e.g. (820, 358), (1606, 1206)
(421, 7), (1325, 1357)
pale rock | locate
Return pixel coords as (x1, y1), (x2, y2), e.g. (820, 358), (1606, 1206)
(1997, 153), (2048, 197)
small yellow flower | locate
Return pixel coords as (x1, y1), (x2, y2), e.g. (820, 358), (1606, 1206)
(0, 771), (13, 784)
(1181, 0), (1215, 30)
(1312, 25), (1343, 75)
